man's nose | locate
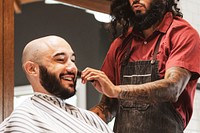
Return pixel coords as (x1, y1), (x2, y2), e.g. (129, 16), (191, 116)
(65, 61), (77, 72)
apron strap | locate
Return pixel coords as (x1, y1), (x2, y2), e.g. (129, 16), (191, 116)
(151, 33), (164, 64)
(120, 33), (134, 65)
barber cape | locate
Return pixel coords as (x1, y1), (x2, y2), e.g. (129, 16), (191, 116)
(0, 93), (113, 133)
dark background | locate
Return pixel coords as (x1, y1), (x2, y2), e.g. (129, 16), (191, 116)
(14, 1), (112, 109)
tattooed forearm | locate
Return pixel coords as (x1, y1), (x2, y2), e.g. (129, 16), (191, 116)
(96, 105), (112, 122)
(90, 95), (117, 123)
(118, 67), (191, 104)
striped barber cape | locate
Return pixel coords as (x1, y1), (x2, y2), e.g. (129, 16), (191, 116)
(0, 93), (113, 133)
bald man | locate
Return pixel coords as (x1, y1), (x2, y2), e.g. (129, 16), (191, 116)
(0, 35), (113, 133)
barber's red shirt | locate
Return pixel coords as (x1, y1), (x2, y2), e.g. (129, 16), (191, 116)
(101, 12), (200, 128)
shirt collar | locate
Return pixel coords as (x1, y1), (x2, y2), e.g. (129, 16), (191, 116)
(34, 92), (64, 105)
(157, 12), (173, 33)
(33, 92), (78, 112)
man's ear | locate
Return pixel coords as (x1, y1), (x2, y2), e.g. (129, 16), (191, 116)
(23, 61), (38, 75)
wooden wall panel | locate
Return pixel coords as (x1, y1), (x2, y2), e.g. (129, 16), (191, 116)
(0, 0), (14, 122)
(0, 0), (3, 122)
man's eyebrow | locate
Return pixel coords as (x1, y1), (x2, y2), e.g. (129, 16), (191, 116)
(53, 52), (66, 57)
(53, 52), (76, 58)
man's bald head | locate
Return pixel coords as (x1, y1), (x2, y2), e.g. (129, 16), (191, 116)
(22, 35), (72, 66)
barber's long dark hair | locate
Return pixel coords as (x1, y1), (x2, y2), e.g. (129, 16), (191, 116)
(110, 0), (183, 37)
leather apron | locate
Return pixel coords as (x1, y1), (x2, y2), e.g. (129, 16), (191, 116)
(113, 34), (184, 133)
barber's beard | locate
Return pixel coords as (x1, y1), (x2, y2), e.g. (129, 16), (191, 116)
(39, 65), (77, 100)
(130, 0), (166, 31)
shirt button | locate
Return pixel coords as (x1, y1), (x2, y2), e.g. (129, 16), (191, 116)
(144, 41), (147, 44)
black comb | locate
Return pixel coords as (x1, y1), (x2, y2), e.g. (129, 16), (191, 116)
(77, 70), (82, 78)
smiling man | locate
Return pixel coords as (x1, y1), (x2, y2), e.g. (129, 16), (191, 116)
(0, 35), (113, 133)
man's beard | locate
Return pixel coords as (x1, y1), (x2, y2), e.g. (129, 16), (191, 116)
(130, 0), (167, 31)
(39, 65), (77, 100)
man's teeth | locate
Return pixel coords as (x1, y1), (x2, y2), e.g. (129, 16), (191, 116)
(62, 77), (73, 81)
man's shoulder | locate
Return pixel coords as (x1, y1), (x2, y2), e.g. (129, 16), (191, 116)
(171, 17), (197, 31)
(0, 98), (34, 126)
(110, 29), (133, 53)
(10, 97), (36, 117)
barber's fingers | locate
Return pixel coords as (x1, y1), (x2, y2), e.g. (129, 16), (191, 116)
(81, 67), (104, 93)
(81, 67), (119, 98)
(81, 67), (105, 83)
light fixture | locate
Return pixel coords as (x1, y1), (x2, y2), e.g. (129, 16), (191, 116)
(45, 0), (84, 10)
(85, 10), (111, 23)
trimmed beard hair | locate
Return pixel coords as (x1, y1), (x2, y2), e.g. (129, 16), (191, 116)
(39, 65), (76, 100)
(130, 0), (167, 31)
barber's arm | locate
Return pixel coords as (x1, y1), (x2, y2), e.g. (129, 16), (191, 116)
(81, 66), (191, 104)
(90, 95), (118, 123)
